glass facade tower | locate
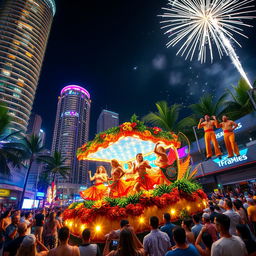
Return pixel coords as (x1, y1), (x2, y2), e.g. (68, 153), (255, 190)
(51, 85), (91, 184)
(0, 0), (55, 132)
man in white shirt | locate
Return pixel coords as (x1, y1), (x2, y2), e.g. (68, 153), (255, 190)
(212, 214), (247, 256)
(143, 216), (171, 256)
(79, 228), (101, 256)
(20, 212), (32, 235)
(223, 199), (241, 236)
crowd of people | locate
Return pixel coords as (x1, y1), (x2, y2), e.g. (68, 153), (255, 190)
(0, 190), (256, 256)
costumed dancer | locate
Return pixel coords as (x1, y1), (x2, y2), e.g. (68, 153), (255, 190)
(214, 115), (240, 158)
(154, 142), (177, 183)
(80, 166), (108, 201)
(133, 153), (157, 192)
(108, 159), (132, 198)
(198, 115), (222, 160)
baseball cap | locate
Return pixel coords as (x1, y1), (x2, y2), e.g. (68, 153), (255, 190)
(21, 234), (36, 247)
(202, 213), (210, 219)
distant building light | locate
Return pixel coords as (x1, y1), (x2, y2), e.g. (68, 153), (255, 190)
(40, 129), (44, 132)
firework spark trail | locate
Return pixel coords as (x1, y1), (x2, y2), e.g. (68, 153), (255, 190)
(160, 0), (255, 88)
(212, 20), (252, 88)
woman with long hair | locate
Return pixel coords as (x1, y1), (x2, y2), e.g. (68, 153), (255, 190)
(103, 227), (144, 256)
(80, 165), (108, 201)
(181, 219), (195, 244)
(16, 234), (48, 256)
(43, 212), (60, 249)
(108, 160), (132, 198)
(236, 224), (256, 256)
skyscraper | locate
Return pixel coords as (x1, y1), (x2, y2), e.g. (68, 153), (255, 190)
(97, 109), (119, 133)
(27, 113), (42, 135)
(51, 85), (91, 185)
(0, 0), (56, 133)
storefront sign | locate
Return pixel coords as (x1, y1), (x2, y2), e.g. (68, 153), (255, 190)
(213, 149), (248, 167)
(0, 189), (10, 197)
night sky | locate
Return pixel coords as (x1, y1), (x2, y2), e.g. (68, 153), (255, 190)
(33, 0), (256, 148)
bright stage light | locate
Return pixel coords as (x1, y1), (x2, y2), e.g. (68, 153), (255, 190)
(95, 225), (101, 232)
(171, 209), (176, 215)
(139, 217), (145, 224)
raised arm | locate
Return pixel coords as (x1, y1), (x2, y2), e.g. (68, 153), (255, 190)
(212, 116), (221, 128)
(197, 118), (205, 129)
(89, 171), (95, 181)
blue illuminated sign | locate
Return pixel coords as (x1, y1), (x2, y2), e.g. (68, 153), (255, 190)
(36, 192), (45, 197)
(213, 148), (248, 167)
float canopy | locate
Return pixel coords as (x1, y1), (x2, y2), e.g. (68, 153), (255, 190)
(81, 135), (173, 163)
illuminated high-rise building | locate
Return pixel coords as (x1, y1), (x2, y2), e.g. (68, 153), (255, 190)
(51, 85), (91, 185)
(97, 109), (119, 133)
(27, 113), (42, 135)
(0, 0), (56, 133)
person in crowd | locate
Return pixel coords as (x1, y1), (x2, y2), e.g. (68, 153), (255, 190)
(160, 213), (176, 245)
(236, 224), (256, 256)
(79, 228), (101, 256)
(5, 214), (20, 243)
(35, 209), (45, 242)
(15, 234), (48, 256)
(104, 227), (144, 256)
(3, 222), (27, 256)
(195, 226), (213, 256)
(182, 219), (195, 244)
(0, 210), (11, 251)
(165, 227), (200, 256)
(105, 219), (130, 242)
(0, 210), (11, 233)
(202, 213), (218, 242)
(56, 211), (63, 228)
(20, 212), (33, 235)
(143, 216), (171, 256)
(247, 199), (256, 234)
(214, 205), (223, 214)
(43, 212), (60, 249)
(209, 206), (220, 223)
(223, 199), (242, 235)
(48, 227), (79, 256)
(233, 200), (249, 225)
(212, 214), (247, 256)
(192, 214), (203, 240)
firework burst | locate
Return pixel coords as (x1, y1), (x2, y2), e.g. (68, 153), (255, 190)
(160, 0), (255, 87)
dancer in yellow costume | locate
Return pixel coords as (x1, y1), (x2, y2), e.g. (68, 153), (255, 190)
(108, 159), (132, 198)
(198, 115), (222, 160)
(80, 166), (108, 201)
(214, 115), (240, 158)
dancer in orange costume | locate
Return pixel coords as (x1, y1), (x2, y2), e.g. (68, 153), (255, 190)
(133, 153), (157, 192)
(214, 115), (240, 158)
(198, 115), (222, 160)
(80, 166), (108, 201)
(154, 143), (177, 183)
(108, 159), (132, 198)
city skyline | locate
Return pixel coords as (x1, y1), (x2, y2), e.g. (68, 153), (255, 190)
(0, 0), (55, 133)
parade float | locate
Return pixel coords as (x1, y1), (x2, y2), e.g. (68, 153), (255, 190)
(63, 115), (207, 242)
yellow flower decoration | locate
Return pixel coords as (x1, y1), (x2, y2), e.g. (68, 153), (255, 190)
(121, 122), (133, 131)
(142, 190), (153, 198)
(93, 200), (105, 209)
(75, 203), (84, 209)
(143, 130), (152, 137)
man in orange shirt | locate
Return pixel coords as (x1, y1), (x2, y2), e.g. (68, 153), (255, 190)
(247, 199), (256, 234)
(214, 115), (240, 158)
(198, 115), (222, 160)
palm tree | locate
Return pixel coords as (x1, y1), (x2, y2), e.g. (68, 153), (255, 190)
(38, 151), (70, 206)
(0, 103), (25, 176)
(224, 78), (256, 120)
(19, 134), (44, 208)
(143, 101), (184, 132)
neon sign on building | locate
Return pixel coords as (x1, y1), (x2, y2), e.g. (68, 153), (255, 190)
(213, 148), (248, 167)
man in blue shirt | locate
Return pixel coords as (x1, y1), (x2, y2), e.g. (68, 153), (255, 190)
(191, 214), (203, 239)
(165, 227), (200, 256)
(160, 213), (176, 245)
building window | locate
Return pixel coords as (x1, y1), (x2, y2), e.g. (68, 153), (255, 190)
(1, 69), (11, 76)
